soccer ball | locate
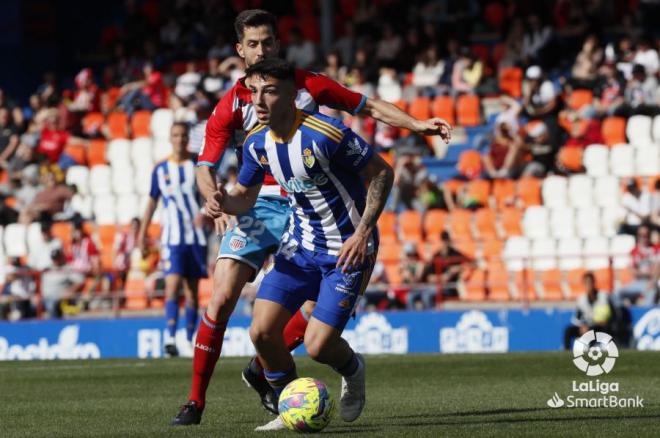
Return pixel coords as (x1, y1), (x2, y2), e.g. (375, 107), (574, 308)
(278, 377), (334, 433)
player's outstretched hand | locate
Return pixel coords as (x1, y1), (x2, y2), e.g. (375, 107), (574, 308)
(413, 117), (452, 143)
(205, 182), (226, 218)
(336, 232), (369, 273)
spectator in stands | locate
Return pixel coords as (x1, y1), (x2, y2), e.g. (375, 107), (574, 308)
(175, 62), (202, 103)
(0, 107), (19, 169)
(499, 18), (524, 68)
(187, 102), (210, 155)
(451, 47), (483, 95)
(520, 121), (556, 177)
(41, 248), (85, 319)
(27, 220), (63, 271)
(414, 176), (452, 212)
(622, 64), (659, 116)
(571, 35), (603, 88)
(199, 56), (225, 102)
(420, 231), (471, 301)
(482, 112), (525, 179)
(411, 45), (444, 95)
(585, 62), (625, 117)
(632, 38), (659, 77)
(651, 179), (660, 230)
(521, 14), (553, 65)
(113, 218), (140, 289)
(376, 66), (403, 103)
(36, 110), (87, 165)
(376, 23), (403, 63)
(285, 27), (316, 69)
(619, 179), (651, 236)
(390, 153), (428, 212)
(18, 168), (74, 224)
(323, 51), (347, 84)
(563, 272), (614, 350)
(70, 217), (104, 303)
(332, 21), (356, 68)
(616, 224), (659, 306)
(362, 260), (389, 312)
(68, 68), (100, 113)
(0, 257), (36, 320)
(523, 66), (559, 119)
(117, 63), (167, 114)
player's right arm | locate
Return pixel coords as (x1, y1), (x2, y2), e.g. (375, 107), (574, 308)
(137, 167), (160, 256)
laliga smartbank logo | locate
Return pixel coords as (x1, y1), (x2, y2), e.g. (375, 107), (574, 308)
(546, 330), (644, 409)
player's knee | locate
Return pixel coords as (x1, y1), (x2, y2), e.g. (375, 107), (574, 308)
(303, 334), (325, 361)
(249, 323), (273, 349)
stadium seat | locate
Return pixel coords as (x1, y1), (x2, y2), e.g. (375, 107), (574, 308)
(530, 237), (557, 271)
(601, 206), (623, 237)
(461, 268), (487, 301)
(626, 115), (653, 146)
(111, 165), (135, 195)
(465, 180), (491, 207)
(567, 89), (593, 110)
(635, 146), (660, 177)
(583, 237), (609, 270)
(81, 112), (105, 136)
(513, 269), (535, 301)
(131, 110), (152, 138)
(63, 142), (87, 166)
(116, 194), (140, 225)
(124, 277), (148, 310)
(153, 139), (173, 162)
(107, 111), (130, 139)
(566, 268), (587, 298)
(150, 109), (174, 141)
(557, 238), (583, 271)
(474, 208), (497, 239)
(134, 167), (152, 196)
(399, 210), (423, 243)
(537, 269), (564, 300)
(615, 267), (634, 289)
(26, 222), (43, 257)
(89, 165), (112, 195)
(448, 209), (472, 240)
(567, 174), (594, 207)
(549, 207), (575, 239)
(492, 178), (515, 207)
(378, 211), (397, 244)
(610, 234), (635, 269)
(456, 95), (480, 127)
(107, 139), (132, 167)
(65, 165), (90, 196)
(383, 260), (402, 286)
(378, 242), (401, 263)
(456, 150), (482, 179)
(557, 146), (583, 172)
(653, 114), (660, 143)
(498, 67), (522, 98)
(486, 261), (510, 301)
(131, 137), (155, 168)
(93, 195), (116, 225)
(454, 238), (478, 259)
(541, 175), (568, 208)
(4, 223), (27, 257)
(70, 194), (93, 219)
(409, 96), (431, 121)
(422, 210), (447, 241)
(522, 206), (549, 238)
(575, 207), (601, 238)
(431, 95), (455, 126)
(593, 268), (613, 292)
(51, 222), (73, 251)
(609, 144), (635, 177)
(583, 144), (609, 177)
(601, 117), (626, 146)
(594, 176), (620, 207)
(500, 207), (523, 236)
(481, 238), (504, 260)
(87, 139), (108, 167)
(503, 236), (530, 271)
(516, 176), (541, 206)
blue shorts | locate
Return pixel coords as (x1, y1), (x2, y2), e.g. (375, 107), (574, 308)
(258, 235), (377, 331)
(219, 195), (290, 276)
(161, 244), (208, 278)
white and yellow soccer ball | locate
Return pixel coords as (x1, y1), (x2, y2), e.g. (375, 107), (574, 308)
(278, 377), (334, 433)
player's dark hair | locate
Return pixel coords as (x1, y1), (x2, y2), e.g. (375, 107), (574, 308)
(245, 58), (295, 83)
(234, 9), (277, 41)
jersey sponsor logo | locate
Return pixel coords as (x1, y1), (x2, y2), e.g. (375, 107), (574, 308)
(229, 235), (247, 251)
(277, 174), (328, 193)
(302, 148), (315, 168)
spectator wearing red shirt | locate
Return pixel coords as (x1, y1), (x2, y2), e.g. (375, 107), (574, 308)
(69, 218), (104, 301)
(117, 63), (167, 115)
(616, 224), (659, 305)
(68, 68), (101, 113)
(482, 119), (525, 179)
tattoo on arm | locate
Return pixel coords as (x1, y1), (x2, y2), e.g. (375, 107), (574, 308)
(359, 164), (394, 232)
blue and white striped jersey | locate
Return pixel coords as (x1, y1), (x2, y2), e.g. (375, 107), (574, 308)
(149, 158), (207, 247)
(238, 110), (376, 256)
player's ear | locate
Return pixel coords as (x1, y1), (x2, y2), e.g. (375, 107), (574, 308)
(236, 42), (244, 59)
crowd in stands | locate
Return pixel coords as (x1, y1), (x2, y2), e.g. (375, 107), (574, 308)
(1, 0), (659, 319)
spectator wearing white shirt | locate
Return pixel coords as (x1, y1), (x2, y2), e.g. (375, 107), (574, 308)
(620, 179), (652, 236)
(28, 221), (64, 271)
(412, 45), (444, 94)
(175, 62), (202, 103)
(633, 39), (659, 76)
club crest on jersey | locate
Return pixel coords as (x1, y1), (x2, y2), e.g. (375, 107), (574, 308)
(302, 148), (315, 168)
(229, 235), (247, 251)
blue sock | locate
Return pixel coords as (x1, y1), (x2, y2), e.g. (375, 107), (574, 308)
(165, 299), (179, 339)
(184, 306), (198, 342)
(264, 367), (298, 399)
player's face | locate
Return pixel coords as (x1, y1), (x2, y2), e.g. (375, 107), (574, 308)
(170, 125), (189, 155)
(236, 25), (280, 67)
(247, 75), (295, 125)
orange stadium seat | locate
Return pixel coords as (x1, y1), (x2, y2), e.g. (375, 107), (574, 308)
(448, 209), (472, 240)
(486, 261), (510, 301)
(52, 222), (73, 251)
(63, 143), (87, 166)
(566, 268), (587, 299)
(81, 112), (105, 136)
(474, 208), (498, 239)
(394, 99), (410, 137)
(499, 67), (522, 98)
(87, 139), (107, 167)
(500, 207), (523, 236)
(567, 89), (594, 110)
(454, 237), (478, 259)
(423, 209), (447, 241)
(465, 179), (491, 206)
(456, 94), (480, 127)
(102, 87), (122, 109)
(124, 277), (148, 310)
(399, 210), (423, 243)
(383, 260), (402, 286)
(557, 146), (584, 172)
(457, 150), (482, 179)
(492, 178), (515, 207)
(431, 95), (455, 126)
(594, 268), (613, 292)
(538, 269), (564, 300)
(378, 211), (397, 244)
(378, 242), (401, 263)
(409, 96), (431, 121)
(482, 238), (504, 260)
(443, 179), (465, 196)
(131, 110), (152, 138)
(107, 111), (129, 139)
(462, 268), (487, 301)
(514, 269), (536, 301)
(516, 176), (541, 206)
(601, 116), (627, 146)
(147, 223), (162, 241)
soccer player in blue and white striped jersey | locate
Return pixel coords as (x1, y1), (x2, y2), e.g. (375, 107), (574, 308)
(138, 122), (208, 357)
(207, 59), (394, 430)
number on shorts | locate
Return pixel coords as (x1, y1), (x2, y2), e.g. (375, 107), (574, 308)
(236, 216), (265, 245)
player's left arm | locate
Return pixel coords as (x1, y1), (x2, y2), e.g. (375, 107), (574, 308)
(336, 153), (394, 272)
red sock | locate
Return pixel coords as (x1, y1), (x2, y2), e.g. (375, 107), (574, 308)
(188, 312), (226, 410)
(254, 309), (310, 372)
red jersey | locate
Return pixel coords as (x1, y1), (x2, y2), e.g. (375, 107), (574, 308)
(38, 128), (70, 163)
(70, 236), (99, 274)
(631, 244), (660, 278)
(197, 69), (365, 191)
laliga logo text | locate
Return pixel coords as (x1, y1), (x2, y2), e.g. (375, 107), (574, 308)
(546, 331), (643, 409)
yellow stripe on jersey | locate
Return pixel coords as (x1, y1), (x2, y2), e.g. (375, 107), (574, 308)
(304, 116), (344, 141)
(243, 123), (267, 144)
(302, 120), (343, 143)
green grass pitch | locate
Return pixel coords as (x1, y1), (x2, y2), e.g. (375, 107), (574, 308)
(1, 352), (659, 437)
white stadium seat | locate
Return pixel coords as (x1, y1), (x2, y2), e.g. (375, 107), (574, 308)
(583, 144), (609, 177)
(601, 206), (623, 237)
(134, 166), (152, 195)
(0, 226), (4, 256)
(635, 146), (660, 177)
(93, 195), (116, 225)
(609, 234), (636, 269)
(557, 238), (583, 271)
(107, 139), (132, 167)
(150, 108), (174, 140)
(523, 206), (549, 238)
(89, 165), (112, 195)
(503, 236), (530, 271)
(65, 166), (90, 195)
(70, 194), (93, 219)
(116, 194), (140, 225)
(653, 115), (660, 143)
(112, 165), (135, 195)
(626, 115), (653, 147)
(531, 238), (557, 271)
(568, 174), (593, 206)
(26, 222), (43, 255)
(609, 145), (634, 177)
(594, 176), (620, 208)
(153, 139), (173, 162)
(131, 138), (155, 171)
(583, 237), (609, 270)
(575, 207), (601, 238)
(549, 207), (575, 238)
(139, 195), (160, 224)
(3, 223), (27, 257)
(542, 175), (568, 208)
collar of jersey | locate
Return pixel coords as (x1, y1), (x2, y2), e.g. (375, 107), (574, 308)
(268, 109), (303, 144)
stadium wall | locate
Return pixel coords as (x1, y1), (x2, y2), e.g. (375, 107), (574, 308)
(1, 308), (659, 360)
